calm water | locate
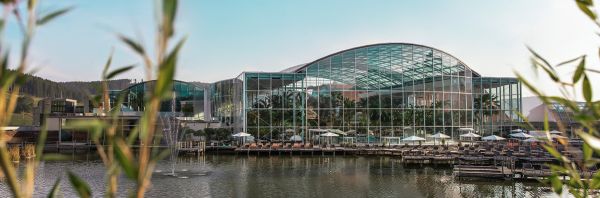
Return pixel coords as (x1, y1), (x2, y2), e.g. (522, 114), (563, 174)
(0, 154), (558, 198)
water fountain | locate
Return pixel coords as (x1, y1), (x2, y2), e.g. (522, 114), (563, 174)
(157, 94), (207, 179)
(159, 94), (183, 177)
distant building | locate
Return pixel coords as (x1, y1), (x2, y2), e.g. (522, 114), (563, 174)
(30, 43), (525, 144)
(210, 43), (522, 141)
(522, 96), (597, 137)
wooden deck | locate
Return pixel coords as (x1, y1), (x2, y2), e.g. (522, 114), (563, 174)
(454, 165), (513, 179)
(177, 141), (206, 155)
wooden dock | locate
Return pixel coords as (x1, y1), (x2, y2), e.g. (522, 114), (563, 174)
(454, 165), (513, 179)
(177, 141), (206, 155)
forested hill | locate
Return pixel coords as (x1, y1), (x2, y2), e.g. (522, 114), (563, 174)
(60, 79), (132, 96)
(17, 72), (132, 101)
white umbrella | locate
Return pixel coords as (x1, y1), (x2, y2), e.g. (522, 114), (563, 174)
(320, 132), (339, 137)
(460, 132), (481, 138)
(290, 135), (303, 142)
(345, 130), (356, 135)
(429, 133), (451, 139)
(308, 129), (328, 144)
(429, 133), (450, 145)
(402, 135), (426, 145)
(320, 132), (339, 145)
(510, 132), (533, 138)
(510, 129), (525, 133)
(232, 132), (251, 145)
(549, 130), (563, 134)
(232, 132), (251, 137)
(482, 135), (506, 141)
(328, 129), (347, 136)
(523, 138), (540, 142)
(402, 135), (426, 141)
(460, 132), (481, 142)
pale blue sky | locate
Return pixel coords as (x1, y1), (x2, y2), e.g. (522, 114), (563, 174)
(5, 0), (600, 98)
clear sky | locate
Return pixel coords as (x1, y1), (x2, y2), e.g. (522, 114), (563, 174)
(5, 0), (600, 99)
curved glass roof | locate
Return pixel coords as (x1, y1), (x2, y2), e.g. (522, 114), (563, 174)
(291, 43), (479, 90)
(119, 80), (204, 113)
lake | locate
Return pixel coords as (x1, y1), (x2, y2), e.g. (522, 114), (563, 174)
(0, 154), (556, 197)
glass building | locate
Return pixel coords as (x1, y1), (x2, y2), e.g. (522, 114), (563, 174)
(110, 43), (521, 142)
(210, 78), (243, 127)
(211, 43), (522, 142)
(120, 80), (206, 120)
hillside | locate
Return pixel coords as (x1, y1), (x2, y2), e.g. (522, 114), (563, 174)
(17, 72), (132, 101)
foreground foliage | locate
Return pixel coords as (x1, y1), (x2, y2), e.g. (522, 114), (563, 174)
(0, 0), (183, 197)
(519, 0), (600, 197)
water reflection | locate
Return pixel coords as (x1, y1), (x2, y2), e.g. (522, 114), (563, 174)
(0, 154), (555, 197)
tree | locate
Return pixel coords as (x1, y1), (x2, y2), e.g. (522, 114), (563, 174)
(15, 96), (34, 113)
(473, 93), (500, 132)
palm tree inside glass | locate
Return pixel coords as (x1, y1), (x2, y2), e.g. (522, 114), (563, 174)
(473, 93), (500, 135)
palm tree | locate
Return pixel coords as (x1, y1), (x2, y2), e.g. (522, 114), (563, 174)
(473, 93), (500, 133)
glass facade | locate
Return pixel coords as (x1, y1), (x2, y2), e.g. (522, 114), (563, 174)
(114, 43), (522, 142)
(235, 43), (521, 142)
(120, 80), (205, 119)
(210, 78), (243, 129)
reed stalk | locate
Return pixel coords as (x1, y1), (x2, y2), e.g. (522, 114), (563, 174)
(8, 146), (19, 162)
(23, 144), (35, 158)
(0, 1), (71, 197)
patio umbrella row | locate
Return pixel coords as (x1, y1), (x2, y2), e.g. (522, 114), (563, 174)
(233, 129), (567, 144)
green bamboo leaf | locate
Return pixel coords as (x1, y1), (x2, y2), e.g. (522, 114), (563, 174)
(583, 75), (592, 102)
(550, 174), (563, 194)
(514, 111), (535, 130)
(162, 0), (178, 38)
(0, 0), (16, 5)
(576, 0), (597, 20)
(548, 164), (568, 173)
(37, 7), (73, 26)
(126, 125), (140, 145)
(584, 143), (593, 162)
(543, 145), (563, 161)
(154, 37), (186, 98)
(573, 56), (586, 83)
(0, 52), (7, 71)
(151, 148), (171, 162)
(585, 158), (600, 168)
(67, 171), (92, 198)
(592, 172), (600, 188)
(544, 109), (550, 131)
(527, 46), (553, 69)
(544, 96), (581, 113)
(0, 19), (4, 32)
(585, 67), (600, 73)
(579, 132), (600, 151)
(539, 64), (560, 82)
(13, 70), (28, 85)
(516, 72), (544, 97)
(101, 51), (114, 79)
(106, 64), (135, 80)
(556, 55), (583, 67)
(36, 121), (48, 161)
(114, 139), (138, 179)
(66, 120), (106, 141)
(47, 179), (61, 198)
(28, 0), (35, 11)
(118, 34), (146, 56)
